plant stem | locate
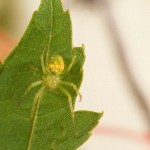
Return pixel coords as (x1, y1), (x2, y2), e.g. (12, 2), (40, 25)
(99, 0), (150, 128)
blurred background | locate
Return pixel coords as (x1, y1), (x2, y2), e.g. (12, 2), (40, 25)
(0, 0), (150, 149)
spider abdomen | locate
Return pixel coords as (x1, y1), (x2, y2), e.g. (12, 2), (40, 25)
(48, 55), (64, 75)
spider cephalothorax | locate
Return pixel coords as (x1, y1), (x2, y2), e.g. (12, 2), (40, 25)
(23, 50), (82, 126)
(43, 74), (60, 90)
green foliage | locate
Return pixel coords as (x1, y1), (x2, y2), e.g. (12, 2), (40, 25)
(0, 0), (103, 149)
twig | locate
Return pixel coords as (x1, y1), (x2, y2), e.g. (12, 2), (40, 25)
(99, 0), (150, 127)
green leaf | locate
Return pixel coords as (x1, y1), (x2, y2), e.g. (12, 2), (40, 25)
(0, 0), (103, 149)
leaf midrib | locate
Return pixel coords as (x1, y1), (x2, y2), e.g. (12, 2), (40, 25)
(26, 0), (53, 149)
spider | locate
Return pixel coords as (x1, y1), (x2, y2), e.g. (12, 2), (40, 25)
(23, 49), (82, 122)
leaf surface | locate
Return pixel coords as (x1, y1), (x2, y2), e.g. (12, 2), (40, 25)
(0, 0), (103, 149)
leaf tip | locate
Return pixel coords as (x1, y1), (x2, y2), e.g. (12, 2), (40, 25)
(99, 111), (104, 119)
(82, 44), (85, 50)
(66, 9), (70, 15)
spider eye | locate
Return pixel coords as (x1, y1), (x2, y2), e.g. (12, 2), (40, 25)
(48, 55), (64, 75)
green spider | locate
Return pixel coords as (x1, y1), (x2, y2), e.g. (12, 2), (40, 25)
(23, 49), (82, 121)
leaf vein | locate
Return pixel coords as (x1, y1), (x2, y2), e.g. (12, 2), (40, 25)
(38, 104), (68, 118)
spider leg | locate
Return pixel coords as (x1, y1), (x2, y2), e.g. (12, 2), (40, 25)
(23, 80), (43, 97)
(45, 48), (49, 67)
(60, 81), (82, 102)
(31, 85), (45, 119)
(44, 48), (53, 74)
(41, 49), (47, 74)
(18, 80), (43, 107)
(59, 85), (75, 125)
(63, 54), (77, 75)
